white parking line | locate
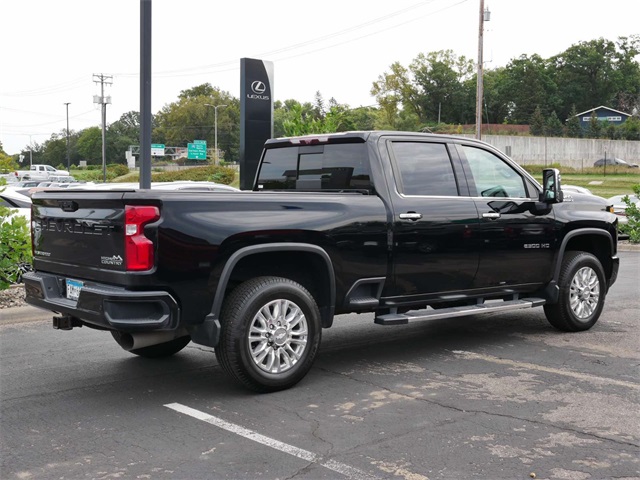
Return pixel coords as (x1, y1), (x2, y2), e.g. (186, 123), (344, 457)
(165, 403), (380, 480)
(451, 350), (640, 390)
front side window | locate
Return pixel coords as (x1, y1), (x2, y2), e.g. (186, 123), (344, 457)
(390, 142), (459, 196)
(461, 145), (527, 198)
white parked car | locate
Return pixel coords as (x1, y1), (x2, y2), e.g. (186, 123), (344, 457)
(562, 185), (593, 195)
(0, 187), (32, 225)
(607, 193), (640, 227)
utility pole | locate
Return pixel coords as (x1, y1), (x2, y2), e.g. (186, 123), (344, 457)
(93, 73), (113, 182)
(475, 1), (490, 140)
(64, 102), (71, 171)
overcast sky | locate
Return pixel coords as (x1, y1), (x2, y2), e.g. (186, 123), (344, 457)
(1, 0), (638, 155)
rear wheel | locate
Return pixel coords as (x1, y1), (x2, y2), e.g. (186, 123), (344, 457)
(216, 276), (322, 393)
(111, 332), (191, 358)
(544, 251), (606, 332)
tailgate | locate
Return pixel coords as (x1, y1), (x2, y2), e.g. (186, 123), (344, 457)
(31, 191), (154, 273)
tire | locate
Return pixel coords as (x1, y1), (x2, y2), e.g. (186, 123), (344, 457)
(111, 331), (191, 358)
(215, 276), (322, 393)
(544, 251), (606, 332)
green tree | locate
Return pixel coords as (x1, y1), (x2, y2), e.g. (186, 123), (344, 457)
(153, 84), (239, 161)
(371, 61), (419, 125)
(371, 51), (475, 127)
(565, 105), (583, 138)
(497, 54), (558, 124)
(339, 106), (378, 131)
(612, 35), (640, 112)
(76, 127), (104, 163)
(587, 112), (603, 138)
(42, 133), (68, 167)
(409, 50), (475, 124)
(619, 115), (640, 140)
(545, 111), (564, 137)
(107, 111), (142, 164)
(0, 147), (17, 173)
(551, 38), (622, 119)
(530, 106), (545, 136)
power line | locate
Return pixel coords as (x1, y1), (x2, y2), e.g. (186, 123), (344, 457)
(115, 0), (470, 79)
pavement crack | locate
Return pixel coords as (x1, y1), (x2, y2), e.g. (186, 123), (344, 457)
(318, 366), (640, 450)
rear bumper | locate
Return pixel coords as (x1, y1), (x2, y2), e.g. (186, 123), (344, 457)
(23, 271), (180, 332)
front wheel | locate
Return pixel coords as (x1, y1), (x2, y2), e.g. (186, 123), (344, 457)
(544, 251), (606, 332)
(216, 276), (322, 393)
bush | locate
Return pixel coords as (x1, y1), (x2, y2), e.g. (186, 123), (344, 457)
(107, 163), (130, 177)
(0, 186), (32, 289)
(619, 184), (640, 243)
(151, 166), (236, 184)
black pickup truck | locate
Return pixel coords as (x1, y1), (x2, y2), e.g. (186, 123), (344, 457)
(24, 131), (619, 392)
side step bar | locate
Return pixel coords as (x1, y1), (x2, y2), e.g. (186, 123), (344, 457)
(374, 298), (546, 325)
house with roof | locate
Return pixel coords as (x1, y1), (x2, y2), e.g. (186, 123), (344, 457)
(575, 106), (631, 128)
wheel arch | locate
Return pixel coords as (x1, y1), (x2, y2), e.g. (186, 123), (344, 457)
(554, 229), (615, 286)
(210, 243), (336, 329)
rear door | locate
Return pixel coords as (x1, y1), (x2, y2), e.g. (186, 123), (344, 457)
(384, 138), (481, 298)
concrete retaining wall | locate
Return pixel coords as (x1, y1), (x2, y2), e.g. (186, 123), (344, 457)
(461, 135), (640, 169)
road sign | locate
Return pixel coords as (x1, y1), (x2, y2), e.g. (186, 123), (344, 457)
(151, 143), (165, 156)
(187, 141), (207, 160)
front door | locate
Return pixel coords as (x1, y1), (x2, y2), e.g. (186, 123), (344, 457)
(457, 144), (557, 288)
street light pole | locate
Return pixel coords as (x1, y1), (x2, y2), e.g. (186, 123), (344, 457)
(205, 103), (227, 163)
(28, 134), (33, 168)
(64, 102), (71, 170)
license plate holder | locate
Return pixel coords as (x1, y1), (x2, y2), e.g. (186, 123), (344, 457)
(66, 279), (83, 301)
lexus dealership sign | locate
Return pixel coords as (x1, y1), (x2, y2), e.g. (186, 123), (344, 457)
(240, 58), (274, 190)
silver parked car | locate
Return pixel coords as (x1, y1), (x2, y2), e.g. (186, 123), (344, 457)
(594, 158), (639, 168)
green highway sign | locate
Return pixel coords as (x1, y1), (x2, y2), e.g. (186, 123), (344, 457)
(187, 141), (207, 160)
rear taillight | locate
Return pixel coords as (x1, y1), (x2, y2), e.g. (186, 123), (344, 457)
(125, 205), (160, 271)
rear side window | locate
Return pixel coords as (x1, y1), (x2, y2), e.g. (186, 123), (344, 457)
(390, 142), (459, 196)
(256, 143), (371, 191)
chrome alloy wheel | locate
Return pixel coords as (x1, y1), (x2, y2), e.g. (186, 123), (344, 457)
(569, 266), (600, 320)
(248, 299), (309, 374)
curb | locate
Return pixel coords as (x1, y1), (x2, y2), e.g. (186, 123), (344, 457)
(618, 242), (640, 252)
(0, 305), (49, 324)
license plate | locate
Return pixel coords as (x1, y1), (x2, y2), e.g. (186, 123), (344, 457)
(66, 279), (83, 301)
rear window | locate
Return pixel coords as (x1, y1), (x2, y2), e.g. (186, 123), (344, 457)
(256, 144), (371, 192)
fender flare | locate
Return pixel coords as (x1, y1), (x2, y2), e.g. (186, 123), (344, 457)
(190, 243), (336, 348)
(552, 228), (615, 283)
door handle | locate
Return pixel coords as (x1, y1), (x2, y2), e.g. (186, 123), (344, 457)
(482, 212), (501, 219)
(399, 212), (423, 221)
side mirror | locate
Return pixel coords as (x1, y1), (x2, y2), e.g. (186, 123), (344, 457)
(541, 168), (563, 204)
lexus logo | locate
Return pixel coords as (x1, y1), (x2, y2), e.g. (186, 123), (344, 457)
(251, 81), (266, 95)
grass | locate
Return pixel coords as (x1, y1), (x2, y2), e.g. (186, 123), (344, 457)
(557, 174), (639, 198)
(527, 170), (639, 198)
